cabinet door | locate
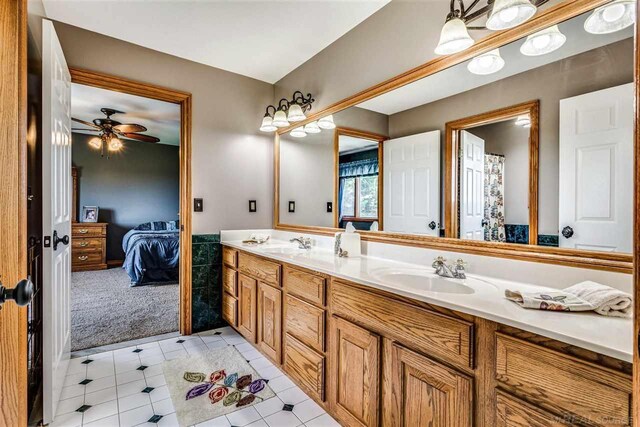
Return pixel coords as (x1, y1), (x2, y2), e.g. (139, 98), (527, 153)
(496, 391), (563, 427)
(257, 282), (282, 364)
(391, 343), (472, 427)
(330, 316), (380, 427)
(238, 274), (257, 342)
(222, 292), (237, 327)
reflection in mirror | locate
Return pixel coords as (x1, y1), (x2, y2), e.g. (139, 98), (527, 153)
(277, 2), (635, 254)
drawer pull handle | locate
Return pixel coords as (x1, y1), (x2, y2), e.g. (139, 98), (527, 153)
(79, 242), (89, 247)
(78, 229), (88, 234)
(78, 255), (89, 261)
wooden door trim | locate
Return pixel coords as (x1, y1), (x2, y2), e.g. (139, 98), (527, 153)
(0, 0), (28, 424)
(444, 100), (539, 244)
(633, 2), (640, 425)
(69, 68), (193, 334)
(332, 127), (387, 229)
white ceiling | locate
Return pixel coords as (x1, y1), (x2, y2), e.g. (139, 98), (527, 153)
(42, 0), (390, 84)
(339, 135), (378, 154)
(358, 11), (634, 115)
(71, 83), (181, 146)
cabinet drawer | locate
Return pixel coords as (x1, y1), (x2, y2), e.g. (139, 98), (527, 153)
(223, 247), (238, 268)
(283, 333), (325, 401)
(495, 333), (632, 426)
(72, 225), (105, 237)
(222, 293), (237, 327)
(223, 267), (237, 297)
(496, 391), (564, 427)
(284, 294), (325, 353)
(284, 266), (325, 306)
(72, 238), (103, 251)
(238, 253), (281, 286)
(331, 280), (473, 368)
(72, 251), (103, 266)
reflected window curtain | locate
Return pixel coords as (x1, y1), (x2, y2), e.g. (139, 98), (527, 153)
(338, 177), (346, 222)
(338, 158), (379, 223)
(483, 154), (506, 242)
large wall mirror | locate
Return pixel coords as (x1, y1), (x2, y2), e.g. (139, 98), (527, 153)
(275, 0), (635, 271)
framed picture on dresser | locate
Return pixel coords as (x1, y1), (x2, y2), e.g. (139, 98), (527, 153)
(81, 206), (99, 223)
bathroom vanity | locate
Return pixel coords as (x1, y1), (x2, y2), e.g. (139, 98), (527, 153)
(221, 241), (632, 426)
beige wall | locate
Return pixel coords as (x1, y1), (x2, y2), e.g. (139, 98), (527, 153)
(389, 38), (634, 235)
(52, 21), (275, 234)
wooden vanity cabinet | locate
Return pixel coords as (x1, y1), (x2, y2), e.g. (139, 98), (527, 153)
(257, 281), (282, 364)
(238, 274), (257, 342)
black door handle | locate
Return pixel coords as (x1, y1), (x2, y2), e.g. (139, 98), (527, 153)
(428, 221), (437, 230)
(53, 230), (69, 250)
(562, 226), (574, 239)
(0, 278), (34, 308)
(481, 218), (489, 227)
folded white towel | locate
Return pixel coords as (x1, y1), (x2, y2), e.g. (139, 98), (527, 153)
(564, 281), (632, 318)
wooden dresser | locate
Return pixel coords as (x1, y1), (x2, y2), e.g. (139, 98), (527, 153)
(72, 222), (108, 272)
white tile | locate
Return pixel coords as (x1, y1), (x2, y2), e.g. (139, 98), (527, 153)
(159, 341), (184, 353)
(304, 413), (341, 427)
(224, 336), (248, 345)
(267, 375), (296, 393)
(118, 391), (151, 412)
(86, 361), (116, 379)
(114, 348), (141, 363)
(82, 399), (119, 424)
(115, 359), (143, 374)
(56, 396), (84, 416)
(225, 406), (261, 427)
(145, 374), (167, 388)
(149, 385), (171, 402)
(244, 350), (264, 361)
(137, 341), (161, 350)
(85, 376), (116, 394)
(49, 411), (83, 427)
(292, 399), (325, 423)
(249, 357), (273, 370)
(277, 387), (309, 405)
(60, 384), (85, 400)
(215, 326), (236, 335)
(254, 396), (285, 418)
(245, 420), (268, 427)
(91, 351), (114, 361)
(116, 369), (145, 385)
(64, 372), (87, 387)
(200, 334), (224, 344)
(139, 353), (166, 366)
(116, 379), (147, 398)
(255, 365), (283, 380)
(82, 413), (119, 427)
(186, 345), (208, 355)
(205, 340), (229, 351)
(119, 404), (155, 427)
(264, 410), (302, 427)
(151, 397), (175, 415)
(84, 387), (117, 406)
(235, 342), (256, 353)
(163, 349), (188, 360)
(195, 415), (231, 427)
(66, 361), (87, 375)
(142, 364), (163, 378)
(157, 412), (179, 427)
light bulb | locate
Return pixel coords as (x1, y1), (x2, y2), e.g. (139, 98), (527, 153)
(88, 137), (102, 150)
(467, 49), (505, 75)
(584, 0), (636, 34)
(603, 3), (626, 22)
(108, 137), (123, 151)
(520, 25), (566, 56)
(486, 0), (537, 30)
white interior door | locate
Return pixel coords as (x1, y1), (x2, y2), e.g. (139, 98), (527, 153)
(383, 131), (440, 235)
(42, 19), (72, 424)
(559, 83), (633, 253)
(460, 130), (485, 241)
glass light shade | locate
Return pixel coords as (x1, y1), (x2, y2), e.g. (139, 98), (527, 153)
(272, 110), (290, 128)
(290, 127), (307, 138)
(435, 18), (475, 55)
(520, 25), (566, 56)
(259, 115), (277, 132)
(88, 136), (102, 150)
(467, 49), (505, 75)
(486, 0), (537, 30)
(108, 137), (123, 151)
(584, 0), (636, 34)
(304, 121), (321, 134)
(318, 115), (336, 129)
(287, 104), (306, 122)
(515, 115), (531, 126)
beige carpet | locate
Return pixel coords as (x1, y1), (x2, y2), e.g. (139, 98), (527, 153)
(71, 268), (178, 351)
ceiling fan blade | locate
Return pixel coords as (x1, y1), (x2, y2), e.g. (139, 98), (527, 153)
(122, 133), (160, 143)
(72, 117), (102, 130)
(72, 128), (100, 132)
(113, 123), (147, 133)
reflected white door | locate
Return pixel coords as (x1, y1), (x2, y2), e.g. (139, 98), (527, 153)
(559, 83), (633, 253)
(383, 131), (440, 235)
(460, 130), (485, 241)
(42, 19), (72, 424)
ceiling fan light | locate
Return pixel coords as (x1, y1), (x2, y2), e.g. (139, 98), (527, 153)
(88, 137), (102, 150)
(287, 104), (306, 122)
(272, 110), (290, 128)
(304, 121), (321, 134)
(520, 25), (566, 56)
(290, 127), (307, 138)
(435, 18), (475, 55)
(584, 0), (636, 34)
(108, 137), (123, 152)
(467, 48), (505, 75)
(318, 115), (336, 129)
(486, 0), (537, 30)
(260, 115), (277, 132)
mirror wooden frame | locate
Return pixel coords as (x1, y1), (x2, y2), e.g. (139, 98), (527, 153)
(333, 127), (387, 229)
(445, 100), (539, 244)
(274, 0), (633, 274)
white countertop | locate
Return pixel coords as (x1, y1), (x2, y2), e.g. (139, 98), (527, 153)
(223, 239), (633, 362)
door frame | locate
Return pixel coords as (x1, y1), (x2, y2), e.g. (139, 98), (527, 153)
(444, 100), (540, 245)
(68, 68), (193, 335)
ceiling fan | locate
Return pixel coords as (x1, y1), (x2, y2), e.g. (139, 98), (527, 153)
(72, 107), (160, 157)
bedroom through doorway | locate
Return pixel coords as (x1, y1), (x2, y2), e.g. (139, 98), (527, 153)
(70, 81), (182, 352)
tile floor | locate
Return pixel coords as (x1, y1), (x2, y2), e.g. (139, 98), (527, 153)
(51, 326), (341, 427)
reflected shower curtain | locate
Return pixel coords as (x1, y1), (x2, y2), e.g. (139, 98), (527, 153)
(484, 154), (506, 242)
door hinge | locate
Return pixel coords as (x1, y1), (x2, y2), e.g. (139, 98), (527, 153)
(180, 224), (184, 232)
(43, 236), (51, 248)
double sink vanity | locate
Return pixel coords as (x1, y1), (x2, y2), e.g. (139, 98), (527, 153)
(220, 235), (633, 426)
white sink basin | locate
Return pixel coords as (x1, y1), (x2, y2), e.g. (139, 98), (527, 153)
(260, 247), (305, 255)
(371, 268), (475, 295)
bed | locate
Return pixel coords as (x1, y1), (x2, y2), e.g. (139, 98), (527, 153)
(122, 221), (180, 286)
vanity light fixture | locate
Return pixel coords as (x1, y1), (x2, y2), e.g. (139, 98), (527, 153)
(486, 0), (537, 30)
(520, 25), (566, 56)
(318, 114), (336, 129)
(467, 48), (505, 74)
(435, 16), (475, 55)
(584, 0), (636, 34)
(259, 90), (315, 132)
(290, 126), (307, 138)
(304, 121), (321, 134)
(515, 115), (531, 127)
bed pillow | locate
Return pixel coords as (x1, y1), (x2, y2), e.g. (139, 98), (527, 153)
(134, 220), (179, 231)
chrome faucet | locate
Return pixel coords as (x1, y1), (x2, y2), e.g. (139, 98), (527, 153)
(432, 257), (466, 279)
(290, 236), (312, 250)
